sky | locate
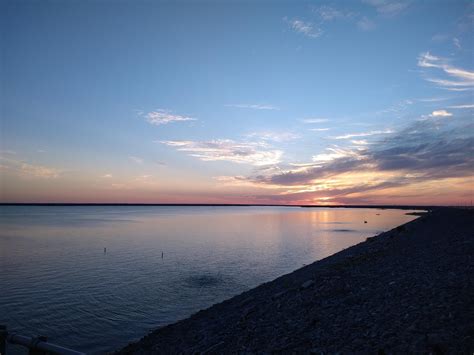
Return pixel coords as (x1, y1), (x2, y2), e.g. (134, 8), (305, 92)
(1, 0), (473, 205)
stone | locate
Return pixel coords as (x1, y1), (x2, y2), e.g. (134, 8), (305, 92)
(301, 280), (315, 289)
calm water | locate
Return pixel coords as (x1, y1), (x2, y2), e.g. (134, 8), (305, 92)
(0, 206), (418, 353)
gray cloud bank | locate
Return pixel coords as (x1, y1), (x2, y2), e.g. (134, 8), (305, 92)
(251, 117), (473, 187)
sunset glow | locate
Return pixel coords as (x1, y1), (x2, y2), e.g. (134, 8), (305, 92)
(1, 1), (473, 205)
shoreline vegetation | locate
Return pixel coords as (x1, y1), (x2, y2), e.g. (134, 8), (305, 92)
(116, 208), (473, 354)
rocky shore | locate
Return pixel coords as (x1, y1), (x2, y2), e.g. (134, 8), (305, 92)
(117, 208), (474, 354)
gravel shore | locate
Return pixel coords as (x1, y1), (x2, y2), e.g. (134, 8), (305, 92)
(117, 208), (474, 354)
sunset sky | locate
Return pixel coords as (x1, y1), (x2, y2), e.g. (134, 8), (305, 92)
(1, 0), (473, 205)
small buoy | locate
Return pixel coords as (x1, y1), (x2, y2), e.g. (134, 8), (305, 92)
(364, 221), (368, 224)
(104, 247), (107, 254)
(161, 251), (164, 259)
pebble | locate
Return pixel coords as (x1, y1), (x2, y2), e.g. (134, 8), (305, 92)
(301, 280), (315, 289)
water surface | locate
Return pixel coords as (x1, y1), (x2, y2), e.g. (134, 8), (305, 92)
(0, 206), (419, 353)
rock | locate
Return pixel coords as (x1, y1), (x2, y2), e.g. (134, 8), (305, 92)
(301, 280), (315, 289)
(272, 291), (287, 299)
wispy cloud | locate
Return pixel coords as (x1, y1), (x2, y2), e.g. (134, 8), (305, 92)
(213, 175), (268, 188)
(286, 4), (382, 40)
(140, 109), (197, 125)
(453, 37), (461, 49)
(245, 131), (300, 142)
(330, 129), (393, 140)
(284, 17), (323, 38)
(374, 99), (414, 118)
(418, 52), (474, 90)
(417, 97), (450, 103)
(225, 104), (280, 110)
(160, 139), (282, 166)
(351, 140), (371, 145)
(312, 5), (375, 34)
(312, 5), (355, 21)
(0, 150), (16, 155)
(135, 174), (152, 182)
(425, 80), (472, 92)
(363, 0), (410, 16)
(129, 156), (144, 164)
(20, 163), (60, 179)
(0, 157), (60, 179)
(310, 128), (331, 132)
(429, 110), (452, 117)
(357, 16), (376, 31)
(301, 118), (329, 124)
(312, 147), (362, 163)
(448, 104), (474, 109)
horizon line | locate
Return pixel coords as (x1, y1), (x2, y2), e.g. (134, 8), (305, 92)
(0, 202), (445, 209)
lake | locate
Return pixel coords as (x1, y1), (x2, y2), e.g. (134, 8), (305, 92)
(0, 206), (418, 353)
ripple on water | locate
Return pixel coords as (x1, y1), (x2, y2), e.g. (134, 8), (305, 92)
(184, 274), (225, 288)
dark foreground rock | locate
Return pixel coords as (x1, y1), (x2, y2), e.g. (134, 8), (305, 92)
(117, 208), (474, 354)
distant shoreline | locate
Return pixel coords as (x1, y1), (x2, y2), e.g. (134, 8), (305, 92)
(0, 203), (436, 210)
(116, 208), (474, 353)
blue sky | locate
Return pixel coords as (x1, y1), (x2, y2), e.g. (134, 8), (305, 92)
(1, 0), (473, 204)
